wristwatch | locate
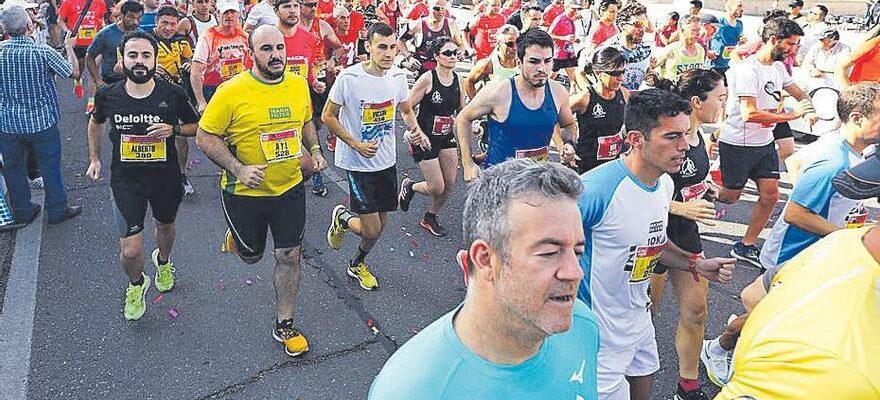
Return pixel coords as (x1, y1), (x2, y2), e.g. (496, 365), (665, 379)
(172, 125), (181, 136)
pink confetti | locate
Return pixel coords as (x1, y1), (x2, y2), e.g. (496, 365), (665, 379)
(367, 318), (374, 328)
(218, 279), (225, 291)
(168, 308), (179, 318)
(423, 253), (429, 261)
(715, 207), (728, 219)
(245, 278), (254, 286)
(152, 293), (164, 305)
(411, 240), (418, 248)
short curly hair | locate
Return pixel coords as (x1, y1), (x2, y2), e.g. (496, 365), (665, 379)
(624, 88), (692, 139)
(616, 0), (646, 26)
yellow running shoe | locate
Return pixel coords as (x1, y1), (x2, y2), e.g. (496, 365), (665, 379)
(347, 261), (378, 290)
(272, 321), (310, 357)
(327, 205), (351, 250)
(123, 274), (150, 321)
(220, 229), (238, 255)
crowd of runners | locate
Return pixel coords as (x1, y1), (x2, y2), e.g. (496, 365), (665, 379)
(1, 0), (880, 398)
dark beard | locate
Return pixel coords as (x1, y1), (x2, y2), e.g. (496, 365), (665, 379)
(257, 59), (284, 80)
(124, 65), (155, 84)
(771, 46), (787, 62)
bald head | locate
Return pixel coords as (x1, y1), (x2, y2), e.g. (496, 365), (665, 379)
(249, 24), (284, 50)
(249, 25), (287, 81)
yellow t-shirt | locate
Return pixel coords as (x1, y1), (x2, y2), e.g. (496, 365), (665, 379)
(199, 71), (311, 197)
(155, 31), (194, 84)
(717, 226), (880, 400)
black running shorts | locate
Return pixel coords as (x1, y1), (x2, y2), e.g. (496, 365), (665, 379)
(221, 183), (306, 258)
(772, 121), (794, 140)
(111, 168), (183, 238)
(73, 46), (88, 59)
(346, 165), (398, 214)
(718, 142), (780, 190)
(410, 134), (458, 163)
(552, 57), (578, 72)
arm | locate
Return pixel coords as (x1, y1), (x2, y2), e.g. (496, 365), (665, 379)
(321, 100), (379, 157)
(449, 20), (474, 53)
(196, 127), (261, 187)
(301, 120), (328, 171)
(669, 199), (716, 225)
(190, 61), (207, 111)
(739, 96), (801, 125)
(659, 240), (736, 283)
(320, 20), (343, 50)
(455, 83), (500, 181)
(782, 201), (838, 237)
(463, 57), (491, 99)
(569, 87), (590, 114)
(85, 117), (105, 180)
(554, 83), (578, 166)
(85, 52), (102, 87)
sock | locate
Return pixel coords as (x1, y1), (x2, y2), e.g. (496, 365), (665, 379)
(158, 255), (169, 265)
(352, 246), (369, 265)
(75, 78), (82, 85)
(679, 377), (700, 392)
(339, 211), (353, 229)
(131, 275), (145, 287)
(276, 318), (294, 330)
(424, 211), (436, 220)
(707, 337), (729, 357)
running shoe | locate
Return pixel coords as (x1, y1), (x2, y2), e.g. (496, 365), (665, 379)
(151, 248), (175, 293)
(730, 241), (762, 269)
(311, 173), (328, 197)
(700, 339), (733, 387)
(28, 177), (44, 190)
(420, 214), (447, 237)
(85, 97), (95, 115)
(397, 176), (415, 212)
(674, 385), (709, 400)
(182, 174), (195, 196)
(327, 134), (337, 152)
(74, 79), (84, 99)
(221, 228), (238, 255)
(273, 320), (310, 357)
(347, 261), (378, 290)
(123, 274), (150, 321)
(327, 205), (351, 250)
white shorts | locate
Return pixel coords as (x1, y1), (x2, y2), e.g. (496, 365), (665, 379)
(597, 329), (660, 400)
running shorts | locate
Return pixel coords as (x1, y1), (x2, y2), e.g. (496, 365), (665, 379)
(73, 46), (88, 59)
(111, 168), (183, 238)
(409, 133), (458, 162)
(597, 330), (660, 400)
(346, 165), (398, 214)
(552, 57), (578, 72)
(772, 121), (794, 140)
(221, 183), (306, 258)
(718, 142), (780, 190)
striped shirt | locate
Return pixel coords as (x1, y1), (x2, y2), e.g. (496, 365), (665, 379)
(0, 37), (72, 134)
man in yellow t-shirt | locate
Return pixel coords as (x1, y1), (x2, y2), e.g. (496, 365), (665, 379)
(196, 25), (327, 358)
(717, 202), (880, 399)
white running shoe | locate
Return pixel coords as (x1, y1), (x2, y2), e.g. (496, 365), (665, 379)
(701, 339), (733, 387)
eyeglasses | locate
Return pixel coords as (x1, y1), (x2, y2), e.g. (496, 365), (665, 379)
(439, 49), (459, 57)
(432, 6), (443, 11)
(502, 41), (516, 47)
(300, 2), (317, 7)
(600, 69), (625, 76)
(624, 20), (646, 29)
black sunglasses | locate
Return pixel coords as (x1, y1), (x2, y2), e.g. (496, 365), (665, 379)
(502, 41), (516, 47)
(439, 49), (459, 57)
(600, 69), (625, 76)
(432, 5), (443, 11)
(300, 2), (317, 7)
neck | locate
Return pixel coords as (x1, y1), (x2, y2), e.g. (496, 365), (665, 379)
(684, 37), (696, 47)
(688, 114), (702, 141)
(363, 60), (387, 76)
(278, 22), (297, 35)
(435, 65), (453, 77)
(252, 69), (283, 84)
(515, 75), (543, 96)
(194, 10), (210, 20)
(727, 13), (738, 22)
(125, 79), (156, 98)
(220, 25), (236, 34)
(301, 15), (315, 26)
(454, 295), (545, 365)
(756, 45), (775, 64)
(594, 81), (615, 98)
(623, 151), (663, 186)
(862, 227), (880, 264)
(498, 51), (516, 65)
(841, 123), (871, 155)
(430, 15), (443, 24)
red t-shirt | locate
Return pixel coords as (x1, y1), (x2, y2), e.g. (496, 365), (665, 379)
(590, 20), (617, 46)
(406, 2), (428, 20)
(550, 13), (575, 59)
(542, 3), (563, 27)
(284, 27), (318, 83)
(317, 0), (335, 20)
(654, 23), (677, 47)
(472, 13), (506, 60)
(58, 0), (107, 47)
(378, 1), (400, 28)
(850, 38), (880, 83)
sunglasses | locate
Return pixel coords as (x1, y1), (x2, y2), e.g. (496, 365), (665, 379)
(600, 69), (625, 77)
(432, 5), (443, 11)
(502, 41), (516, 47)
(439, 49), (459, 57)
(624, 20), (646, 28)
(300, 2), (317, 6)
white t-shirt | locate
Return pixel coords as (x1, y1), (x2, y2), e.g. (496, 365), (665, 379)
(720, 56), (795, 147)
(328, 63), (409, 172)
(245, 1), (279, 28)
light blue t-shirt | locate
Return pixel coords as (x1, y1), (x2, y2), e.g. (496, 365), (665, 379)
(368, 301), (600, 400)
(760, 133), (866, 270)
(709, 17), (743, 69)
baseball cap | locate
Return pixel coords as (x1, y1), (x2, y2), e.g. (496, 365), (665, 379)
(789, 0), (803, 7)
(216, 0), (241, 13)
(564, 0), (584, 9)
(0, 0), (39, 10)
(821, 28), (840, 40)
(832, 150), (880, 200)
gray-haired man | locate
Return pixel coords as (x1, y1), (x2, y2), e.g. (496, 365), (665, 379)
(369, 159), (601, 400)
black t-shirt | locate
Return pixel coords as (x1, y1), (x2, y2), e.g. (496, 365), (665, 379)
(666, 132), (711, 253)
(93, 80), (199, 173)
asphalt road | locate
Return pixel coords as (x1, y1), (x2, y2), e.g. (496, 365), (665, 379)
(0, 73), (874, 400)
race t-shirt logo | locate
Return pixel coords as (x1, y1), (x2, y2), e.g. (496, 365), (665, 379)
(763, 81), (782, 102)
(431, 91), (443, 104)
(680, 156), (697, 178)
(269, 107), (292, 120)
(592, 103), (606, 119)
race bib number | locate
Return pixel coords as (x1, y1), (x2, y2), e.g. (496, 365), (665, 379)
(722, 45), (735, 59)
(626, 242), (666, 283)
(846, 203), (869, 229)
(596, 134), (624, 160)
(361, 100), (394, 141)
(220, 57), (244, 80)
(77, 27), (96, 40)
(260, 129), (301, 163)
(431, 116), (454, 136)
(515, 146), (549, 162)
(286, 56), (309, 79)
(120, 135), (166, 162)
(680, 182), (709, 202)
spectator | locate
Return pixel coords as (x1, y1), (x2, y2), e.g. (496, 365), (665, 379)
(0, 5), (83, 229)
(802, 28), (849, 90)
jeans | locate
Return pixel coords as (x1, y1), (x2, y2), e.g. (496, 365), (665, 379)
(0, 124), (69, 222)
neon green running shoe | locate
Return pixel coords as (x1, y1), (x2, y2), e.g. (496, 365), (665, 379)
(152, 248), (175, 293)
(124, 274), (150, 321)
(347, 261), (378, 290)
(327, 205), (352, 250)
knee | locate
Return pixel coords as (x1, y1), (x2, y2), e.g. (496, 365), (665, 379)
(120, 242), (144, 261)
(274, 247), (301, 266)
(680, 300), (708, 326)
(758, 190), (780, 207)
(427, 182), (446, 197)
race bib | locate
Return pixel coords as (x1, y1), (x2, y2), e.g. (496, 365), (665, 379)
(259, 128), (301, 163)
(77, 26), (96, 40)
(680, 182), (709, 202)
(361, 100), (394, 141)
(515, 146), (549, 162)
(219, 57), (244, 80)
(722, 45), (735, 59)
(286, 56), (309, 79)
(431, 116), (454, 136)
(596, 133), (624, 160)
(627, 242), (666, 283)
(846, 203), (869, 229)
(120, 135), (166, 162)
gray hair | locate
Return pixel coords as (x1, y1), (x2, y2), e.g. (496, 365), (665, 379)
(495, 24), (519, 41)
(462, 159), (584, 274)
(0, 5), (30, 37)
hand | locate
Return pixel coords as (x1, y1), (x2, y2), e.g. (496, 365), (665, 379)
(695, 257), (736, 283)
(706, 51), (717, 61)
(64, 35), (76, 49)
(197, 100), (207, 113)
(403, 57), (421, 71)
(86, 160), (102, 181)
(804, 112), (819, 127)
(407, 128), (431, 150)
(312, 80), (326, 93)
(705, 180), (720, 202)
(463, 161), (481, 182)
(146, 123), (174, 139)
(353, 140), (380, 158)
(235, 164), (267, 189)
(312, 153), (328, 171)
(677, 199), (716, 225)
(810, 68), (823, 78)
(560, 142), (579, 167)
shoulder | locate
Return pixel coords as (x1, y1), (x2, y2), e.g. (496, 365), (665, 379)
(580, 162), (628, 208)
(571, 299), (599, 332)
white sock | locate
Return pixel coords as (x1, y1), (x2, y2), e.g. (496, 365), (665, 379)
(708, 337), (729, 358)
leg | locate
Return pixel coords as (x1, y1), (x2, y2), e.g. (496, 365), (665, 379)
(0, 134), (37, 220)
(413, 158), (446, 213)
(30, 125), (69, 221)
(718, 312), (748, 351)
(626, 374), (654, 400)
(120, 232), (146, 283)
(273, 246), (302, 321)
(742, 178), (780, 246)
(433, 148), (458, 214)
(740, 275), (768, 312)
(348, 212), (384, 253)
(775, 137), (796, 163)
(154, 221), (176, 262)
(668, 268), (709, 380)
(25, 142), (40, 180)
(648, 272), (667, 317)
(175, 136), (189, 173)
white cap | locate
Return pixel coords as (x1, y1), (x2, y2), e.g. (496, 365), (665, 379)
(0, 0), (39, 10)
(216, 0), (241, 13)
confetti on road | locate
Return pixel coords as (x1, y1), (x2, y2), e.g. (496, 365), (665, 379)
(411, 240), (418, 248)
(245, 278), (254, 286)
(716, 207), (728, 219)
(152, 294), (164, 305)
(168, 308), (179, 319)
(218, 279), (225, 292)
(408, 251), (414, 258)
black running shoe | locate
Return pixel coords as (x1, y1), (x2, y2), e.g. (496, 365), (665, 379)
(398, 176), (416, 212)
(673, 384), (709, 400)
(420, 214), (447, 237)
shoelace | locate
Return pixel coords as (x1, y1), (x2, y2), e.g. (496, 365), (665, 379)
(278, 326), (302, 340)
(125, 285), (142, 304)
(158, 264), (175, 281)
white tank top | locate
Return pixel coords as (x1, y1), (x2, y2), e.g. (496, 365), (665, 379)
(189, 14), (218, 44)
(489, 52), (519, 82)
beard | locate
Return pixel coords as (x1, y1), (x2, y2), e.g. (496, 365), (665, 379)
(257, 57), (285, 80)
(771, 45), (787, 61)
(124, 64), (155, 84)
(626, 32), (643, 44)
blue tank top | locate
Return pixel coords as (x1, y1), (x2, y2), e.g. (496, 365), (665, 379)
(485, 78), (558, 167)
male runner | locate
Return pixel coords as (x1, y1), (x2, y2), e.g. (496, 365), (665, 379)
(463, 24), (519, 98)
(398, 0), (470, 75)
(603, 2), (652, 91)
(707, 0), (743, 79)
(714, 18), (817, 267)
(149, 6), (196, 196)
(455, 28), (578, 182)
(139, 0), (159, 31)
(57, 0), (107, 112)
(244, 0), (279, 32)
(85, 31), (199, 321)
(548, 0), (582, 86)
(578, 89), (735, 400)
(191, 0), (251, 112)
(85, 1), (143, 110)
(469, 0), (505, 60)
(181, 0), (217, 45)
(370, 160), (600, 400)
(323, 22), (419, 291)
(196, 25), (327, 356)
